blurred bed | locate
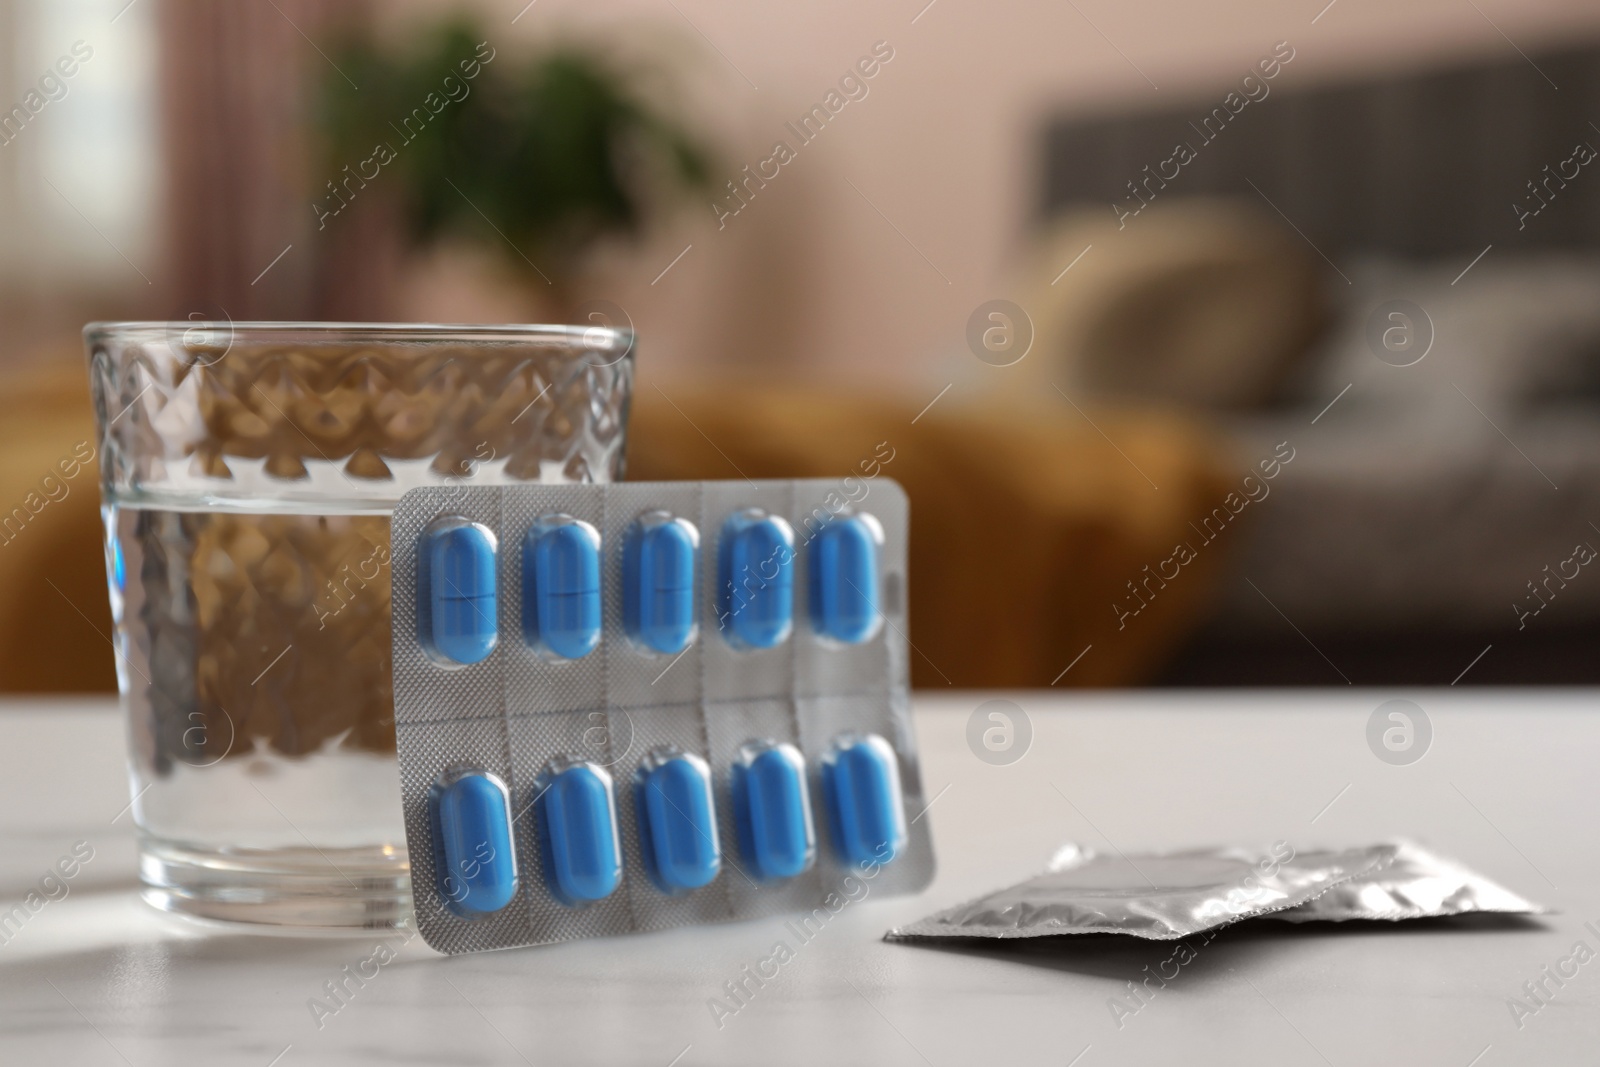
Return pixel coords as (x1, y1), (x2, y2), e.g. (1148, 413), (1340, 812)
(1035, 40), (1600, 684)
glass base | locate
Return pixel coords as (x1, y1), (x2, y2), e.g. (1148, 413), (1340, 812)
(139, 839), (411, 933)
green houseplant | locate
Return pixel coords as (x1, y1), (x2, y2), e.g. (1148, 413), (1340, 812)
(315, 20), (712, 317)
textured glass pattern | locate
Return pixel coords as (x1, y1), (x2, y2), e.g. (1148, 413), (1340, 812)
(89, 324), (634, 507)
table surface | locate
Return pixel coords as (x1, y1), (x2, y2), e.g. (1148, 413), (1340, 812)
(0, 690), (1595, 1066)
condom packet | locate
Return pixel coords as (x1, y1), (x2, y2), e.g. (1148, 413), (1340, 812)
(1263, 840), (1548, 923)
(392, 478), (934, 955)
(885, 842), (1397, 941)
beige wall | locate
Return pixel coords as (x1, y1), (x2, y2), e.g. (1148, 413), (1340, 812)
(272, 0), (1600, 395)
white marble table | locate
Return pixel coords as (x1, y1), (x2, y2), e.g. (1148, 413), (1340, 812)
(0, 691), (1595, 1066)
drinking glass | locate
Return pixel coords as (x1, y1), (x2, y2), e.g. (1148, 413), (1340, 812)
(85, 322), (633, 930)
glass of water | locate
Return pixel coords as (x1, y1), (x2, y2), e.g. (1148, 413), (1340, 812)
(84, 322), (634, 931)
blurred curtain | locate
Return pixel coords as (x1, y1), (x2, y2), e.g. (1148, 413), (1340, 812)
(158, 0), (391, 320)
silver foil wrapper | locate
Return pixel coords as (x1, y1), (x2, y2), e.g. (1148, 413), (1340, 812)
(886, 842), (1397, 941)
(1265, 840), (1547, 923)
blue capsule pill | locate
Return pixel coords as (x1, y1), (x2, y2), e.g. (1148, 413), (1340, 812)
(537, 761), (623, 906)
(732, 741), (815, 881)
(425, 521), (498, 665)
(523, 517), (602, 659)
(434, 771), (518, 917)
(637, 750), (721, 893)
(623, 515), (698, 655)
(822, 733), (907, 867)
(717, 510), (795, 649)
(809, 514), (882, 645)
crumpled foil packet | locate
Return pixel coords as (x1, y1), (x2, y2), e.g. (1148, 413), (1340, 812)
(886, 842), (1396, 941)
(1263, 840), (1548, 923)
(886, 841), (1546, 942)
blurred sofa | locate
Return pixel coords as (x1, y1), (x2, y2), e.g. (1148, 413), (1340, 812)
(625, 384), (1239, 688)
(0, 356), (1239, 692)
(0, 361), (118, 692)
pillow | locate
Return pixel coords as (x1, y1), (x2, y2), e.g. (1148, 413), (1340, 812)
(1000, 198), (1327, 410)
(1305, 255), (1600, 423)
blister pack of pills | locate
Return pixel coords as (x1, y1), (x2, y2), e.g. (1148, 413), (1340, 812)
(390, 478), (933, 954)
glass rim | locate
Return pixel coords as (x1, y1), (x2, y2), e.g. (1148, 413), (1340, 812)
(83, 321), (633, 349)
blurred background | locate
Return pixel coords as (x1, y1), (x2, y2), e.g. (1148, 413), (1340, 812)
(5, 0), (1600, 694)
